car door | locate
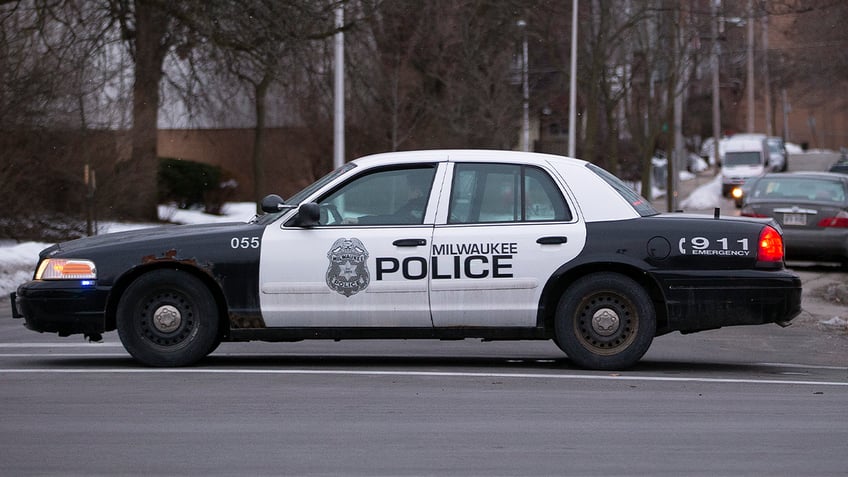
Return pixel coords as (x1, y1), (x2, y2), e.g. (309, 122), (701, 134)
(429, 161), (586, 327)
(259, 164), (443, 328)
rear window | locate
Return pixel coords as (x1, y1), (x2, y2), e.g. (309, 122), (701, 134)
(751, 176), (846, 203)
(586, 164), (658, 217)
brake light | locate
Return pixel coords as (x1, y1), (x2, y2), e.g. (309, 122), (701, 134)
(757, 226), (784, 262)
(817, 211), (848, 228)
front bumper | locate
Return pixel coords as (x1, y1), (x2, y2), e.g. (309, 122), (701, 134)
(13, 281), (109, 336)
(655, 270), (802, 334)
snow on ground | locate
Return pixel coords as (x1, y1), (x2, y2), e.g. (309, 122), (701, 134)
(680, 174), (723, 210)
(0, 203), (257, 297)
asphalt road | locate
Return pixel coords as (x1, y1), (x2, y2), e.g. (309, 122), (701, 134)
(1, 300), (847, 476)
(3, 152), (845, 476)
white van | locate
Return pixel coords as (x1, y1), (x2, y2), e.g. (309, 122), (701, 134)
(720, 135), (769, 197)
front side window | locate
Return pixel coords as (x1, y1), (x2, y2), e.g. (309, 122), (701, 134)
(448, 163), (571, 224)
(318, 166), (436, 225)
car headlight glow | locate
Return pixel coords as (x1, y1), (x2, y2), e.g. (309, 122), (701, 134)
(731, 187), (744, 200)
(35, 259), (97, 280)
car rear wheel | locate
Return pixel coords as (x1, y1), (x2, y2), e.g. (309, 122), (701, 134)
(117, 269), (219, 367)
(554, 272), (656, 370)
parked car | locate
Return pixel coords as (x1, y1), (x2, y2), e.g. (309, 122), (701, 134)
(699, 137), (725, 166)
(721, 135), (770, 197)
(12, 150), (802, 370)
(741, 172), (848, 268)
(766, 136), (789, 172)
(829, 150), (848, 175)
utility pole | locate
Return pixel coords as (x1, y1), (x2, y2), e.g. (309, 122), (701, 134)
(746, 0), (755, 132)
(762, 11), (772, 136)
(568, 0), (578, 158)
(711, 0), (721, 169)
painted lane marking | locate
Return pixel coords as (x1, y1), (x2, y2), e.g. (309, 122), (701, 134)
(0, 353), (128, 358)
(0, 343), (122, 348)
(0, 367), (846, 387)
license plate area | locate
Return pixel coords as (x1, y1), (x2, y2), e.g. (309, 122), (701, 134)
(783, 213), (806, 226)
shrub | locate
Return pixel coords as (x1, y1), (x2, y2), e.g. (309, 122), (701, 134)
(158, 157), (222, 210)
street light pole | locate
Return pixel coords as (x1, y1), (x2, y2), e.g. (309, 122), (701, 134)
(333, 5), (345, 169)
(518, 20), (530, 152)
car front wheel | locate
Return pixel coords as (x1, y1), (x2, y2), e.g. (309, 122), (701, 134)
(117, 269), (219, 367)
(554, 272), (656, 370)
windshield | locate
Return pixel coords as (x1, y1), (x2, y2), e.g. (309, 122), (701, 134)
(724, 151), (763, 167)
(587, 164), (658, 217)
(253, 162), (358, 225)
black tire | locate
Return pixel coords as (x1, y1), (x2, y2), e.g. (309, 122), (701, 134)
(117, 269), (219, 367)
(554, 272), (656, 370)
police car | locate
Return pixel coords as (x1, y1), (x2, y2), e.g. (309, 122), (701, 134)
(11, 150), (802, 370)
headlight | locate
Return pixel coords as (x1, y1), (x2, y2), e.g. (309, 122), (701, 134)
(731, 187), (744, 200)
(35, 259), (97, 280)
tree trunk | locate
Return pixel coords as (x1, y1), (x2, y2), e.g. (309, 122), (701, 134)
(120, 0), (169, 221)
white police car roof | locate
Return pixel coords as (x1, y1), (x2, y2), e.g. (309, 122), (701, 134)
(350, 149), (588, 168)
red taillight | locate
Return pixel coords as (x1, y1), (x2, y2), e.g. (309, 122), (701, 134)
(741, 211), (768, 218)
(817, 211), (848, 228)
(757, 225), (784, 262)
(817, 217), (848, 227)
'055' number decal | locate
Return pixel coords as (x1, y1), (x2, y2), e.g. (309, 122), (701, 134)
(678, 236), (750, 256)
(231, 237), (260, 249)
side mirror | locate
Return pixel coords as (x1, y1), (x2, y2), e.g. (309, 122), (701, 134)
(292, 202), (320, 227)
(260, 194), (286, 213)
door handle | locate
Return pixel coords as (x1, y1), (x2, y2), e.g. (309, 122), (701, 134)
(536, 236), (567, 245)
(393, 239), (427, 247)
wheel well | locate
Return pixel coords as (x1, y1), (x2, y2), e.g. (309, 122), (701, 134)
(539, 263), (668, 336)
(104, 264), (230, 339)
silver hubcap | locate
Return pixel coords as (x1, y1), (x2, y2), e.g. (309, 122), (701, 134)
(153, 305), (182, 333)
(591, 308), (620, 336)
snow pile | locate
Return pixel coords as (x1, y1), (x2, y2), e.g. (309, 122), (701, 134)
(1, 202), (257, 297)
(680, 175), (723, 211)
(819, 316), (848, 331)
(157, 202), (257, 225)
(0, 242), (51, 296)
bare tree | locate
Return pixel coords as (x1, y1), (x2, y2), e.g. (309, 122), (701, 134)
(160, 1), (345, 208)
(0, 1), (127, 239)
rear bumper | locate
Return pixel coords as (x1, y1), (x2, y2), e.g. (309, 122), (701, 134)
(783, 228), (848, 263)
(655, 270), (802, 333)
(13, 281), (108, 336)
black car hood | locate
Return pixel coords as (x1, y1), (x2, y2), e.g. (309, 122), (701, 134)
(42, 222), (259, 258)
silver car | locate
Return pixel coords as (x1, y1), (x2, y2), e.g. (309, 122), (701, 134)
(741, 172), (848, 268)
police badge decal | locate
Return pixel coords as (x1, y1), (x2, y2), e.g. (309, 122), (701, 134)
(326, 238), (370, 297)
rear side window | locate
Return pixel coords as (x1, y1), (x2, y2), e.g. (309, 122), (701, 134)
(449, 163), (572, 224)
(586, 163), (658, 217)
